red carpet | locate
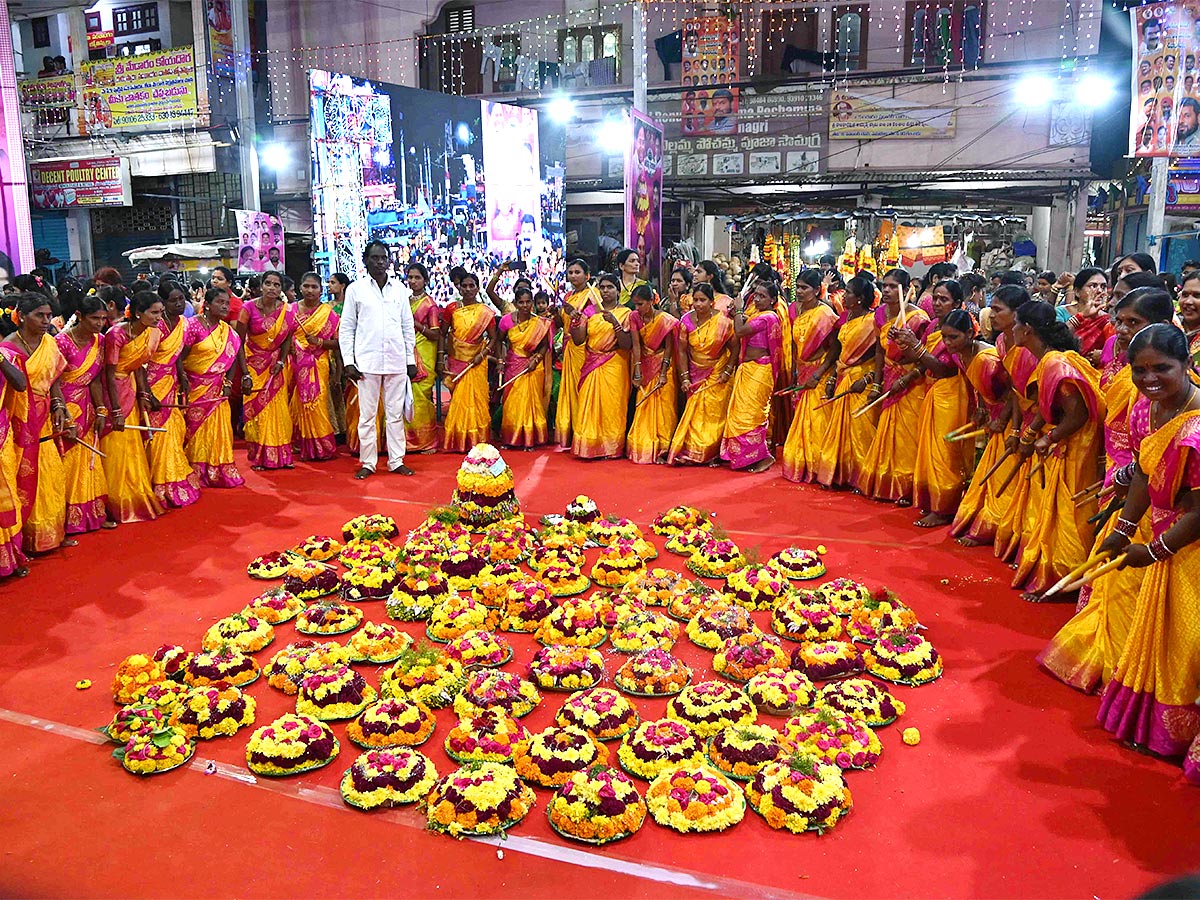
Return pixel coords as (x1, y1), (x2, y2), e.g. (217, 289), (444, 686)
(0, 449), (1195, 899)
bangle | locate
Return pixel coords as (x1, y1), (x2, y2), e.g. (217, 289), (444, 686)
(95, 406), (109, 415)
(1113, 517), (1138, 539)
(1148, 535), (1176, 561)
(1113, 463), (1135, 487)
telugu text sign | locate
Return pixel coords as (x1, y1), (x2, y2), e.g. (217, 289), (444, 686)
(828, 90), (956, 140)
(80, 47), (198, 130)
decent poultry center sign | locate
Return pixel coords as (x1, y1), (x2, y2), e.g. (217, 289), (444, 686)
(29, 157), (131, 209)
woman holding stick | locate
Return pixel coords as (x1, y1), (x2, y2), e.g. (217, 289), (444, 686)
(626, 284), (679, 465)
(237, 270), (296, 469)
(146, 281), (202, 507)
(721, 279), (784, 473)
(555, 259), (599, 448)
(405, 263), (441, 453)
(289, 271), (340, 462)
(667, 283), (737, 465)
(101, 290), (166, 523)
(0, 323), (28, 577)
(441, 271), (496, 453)
(571, 273), (638, 459)
(781, 269), (839, 484)
(1093, 324), (1200, 779)
(179, 287), (244, 488)
(497, 286), (552, 449)
(1010, 300), (1104, 598)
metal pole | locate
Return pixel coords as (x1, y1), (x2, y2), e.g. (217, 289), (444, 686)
(230, 0), (260, 211)
(632, 0), (647, 112)
(1147, 156), (1169, 267)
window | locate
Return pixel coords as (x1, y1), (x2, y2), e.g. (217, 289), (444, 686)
(85, 11), (102, 32)
(761, 8), (820, 75)
(905, 2), (984, 69)
(113, 2), (160, 37)
(563, 35), (577, 65)
(558, 26), (621, 78)
(445, 5), (474, 33)
(833, 6), (869, 71)
(31, 17), (51, 49)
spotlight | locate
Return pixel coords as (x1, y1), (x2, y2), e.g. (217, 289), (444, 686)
(596, 114), (630, 155)
(373, 147), (391, 166)
(1014, 75), (1054, 107)
(548, 94), (575, 123)
(456, 122), (471, 144)
(259, 142), (290, 172)
(1075, 74), (1115, 108)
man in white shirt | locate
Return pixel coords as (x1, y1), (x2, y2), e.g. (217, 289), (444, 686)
(340, 240), (418, 479)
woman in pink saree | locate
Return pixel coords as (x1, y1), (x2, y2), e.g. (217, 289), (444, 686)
(721, 281), (784, 473)
(56, 294), (111, 534)
(146, 281), (202, 507)
(237, 270), (296, 469)
(180, 287), (245, 488)
(0, 330), (28, 577)
(290, 271), (339, 461)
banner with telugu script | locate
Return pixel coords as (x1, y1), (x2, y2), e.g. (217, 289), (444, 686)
(80, 46), (197, 131)
(17, 74), (75, 109)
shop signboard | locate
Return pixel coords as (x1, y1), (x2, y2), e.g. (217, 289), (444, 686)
(829, 90), (956, 140)
(80, 46), (198, 131)
(18, 74), (76, 109)
(29, 156), (131, 209)
(87, 30), (115, 50)
(1166, 163), (1200, 212)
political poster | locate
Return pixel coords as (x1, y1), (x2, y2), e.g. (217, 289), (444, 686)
(233, 209), (285, 274)
(1128, 3), (1200, 157)
(625, 110), (663, 282)
(681, 16), (739, 137)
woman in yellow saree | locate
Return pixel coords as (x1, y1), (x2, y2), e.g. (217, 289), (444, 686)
(694, 260), (734, 315)
(180, 287), (244, 488)
(1011, 300), (1104, 597)
(897, 281), (973, 527)
(555, 259), (600, 448)
(856, 269), (930, 503)
(290, 272), (340, 462)
(56, 295), (112, 534)
(498, 287), (552, 448)
(627, 285), (679, 464)
(406, 263), (441, 453)
(782, 270), (839, 483)
(1, 294), (68, 553)
(664, 266), (693, 318)
(102, 291), (166, 523)
(237, 270), (296, 470)
(441, 271), (496, 453)
(1094, 325), (1200, 775)
(146, 282), (202, 507)
(0, 335), (28, 577)
(572, 273), (638, 459)
(722, 282), (784, 473)
(667, 284), (737, 465)
(1039, 288), (1176, 690)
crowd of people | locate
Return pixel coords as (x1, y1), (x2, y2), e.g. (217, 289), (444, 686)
(0, 243), (1197, 783)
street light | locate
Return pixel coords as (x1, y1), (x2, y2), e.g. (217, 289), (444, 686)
(1014, 74), (1055, 107)
(259, 142), (290, 171)
(597, 114), (630, 155)
(548, 94), (575, 123)
(1074, 74), (1115, 108)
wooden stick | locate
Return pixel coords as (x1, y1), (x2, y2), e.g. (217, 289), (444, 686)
(977, 448), (1015, 486)
(772, 385), (804, 397)
(66, 434), (106, 459)
(1087, 496), (1123, 526)
(814, 387), (856, 409)
(635, 381), (668, 409)
(1040, 551), (1111, 600)
(852, 390), (890, 419)
(1027, 458), (1047, 481)
(1071, 479), (1105, 501)
(994, 460), (1023, 497)
(1065, 555), (1127, 593)
(495, 369), (528, 393)
(945, 427), (987, 444)
(450, 340), (491, 386)
(944, 422), (977, 440)
(122, 424), (168, 433)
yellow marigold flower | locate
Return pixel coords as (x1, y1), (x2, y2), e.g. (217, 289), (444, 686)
(75, 679), (91, 690)
(902, 727), (921, 746)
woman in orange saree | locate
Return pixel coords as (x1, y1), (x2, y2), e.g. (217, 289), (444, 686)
(856, 269), (930, 503)
(406, 263), (440, 453)
(441, 272), (496, 453)
(627, 285), (679, 464)
(102, 291), (166, 523)
(664, 266), (693, 318)
(0, 335), (28, 577)
(1011, 300), (1104, 597)
(722, 282), (784, 473)
(237, 270), (296, 470)
(498, 287), (552, 448)
(1094, 325), (1200, 775)
(56, 295), (112, 534)
(572, 273), (637, 459)
(1039, 288), (1176, 690)
(290, 272), (340, 462)
(1, 294), (68, 553)
(899, 281), (973, 527)
(813, 276), (879, 489)
(146, 282), (202, 508)
(555, 259), (599, 447)
(781, 270), (839, 483)
(667, 284), (737, 466)
(180, 287), (244, 488)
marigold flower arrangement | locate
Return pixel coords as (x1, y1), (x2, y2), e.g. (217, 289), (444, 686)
(535, 600), (607, 647)
(346, 697), (436, 749)
(341, 513), (399, 542)
(444, 709), (530, 763)
(651, 505), (709, 536)
(265, 640), (352, 695)
(770, 547), (827, 581)
(293, 534), (343, 562)
(407, 509), (472, 550)
(723, 563), (790, 611)
(454, 669), (542, 718)
(619, 567), (689, 608)
(470, 563), (524, 608)
(499, 578), (556, 632)
(847, 590), (922, 644)
(176, 684), (257, 739)
(442, 629), (513, 668)
(201, 612), (275, 654)
(782, 708), (883, 770)
(338, 538), (400, 569)
(341, 747), (440, 810)
(379, 645), (465, 709)
(295, 600), (364, 636)
(514, 725), (610, 787)
(427, 595), (499, 642)
(528, 538), (586, 572)
(105, 702), (178, 744)
(481, 520), (534, 563)
(667, 681), (758, 738)
(746, 669), (815, 716)
(394, 544), (444, 576)
(151, 644), (191, 682)
(617, 719), (704, 780)
(864, 628), (943, 685)
(449, 444), (521, 528)
(341, 564), (401, 603)
(630, 537), (659, 561)
(282, 559), (340, 601)
(706, 723), (787, 780)
(814, 578), (873, 616)
(686, 603), (758, 651)
(645, 764), (746, 833)
(242, 588), (305, 625)
(184, 646), (260, 688)
(346, 621), (412, 664)
(590, 516), (644, 546)
(746, 753), (853, 834)
(772, 597), (845, 643)
(577, 591), (644, 628)
(538, 518), (592, 547)
(668, 580), (718, 623)
(789, 640), (866, 681)
(115, 723), (195, 776)
(246, 551), (293, 580)
(817, 678), (906, 727)
(613, 649), (693, 697)
(138, 681), (190, 714)
(564, 494), (601, 524)
(589, 540), (647, 588)
(555, 688), (640, 741)
(547, 765), (647, 844)
(713, 632), (791, 682)
(425, 761), (537, 837)
(665, 525), (713, 556)
(245, 713), (340, 777)
(610, 609), (679, 653)
(111, 653), (167, 703)
(439, 547), (491, 591)
(529, 644), (605, 691)
(687, 537), (746, 579)
(385, 571), (452, 622)
(296, 663), (377, 720)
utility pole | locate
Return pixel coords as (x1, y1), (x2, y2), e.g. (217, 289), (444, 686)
(230, 0), (260, 211)
(632, 0), (647, 112)
(1146, 156), (1169, 268)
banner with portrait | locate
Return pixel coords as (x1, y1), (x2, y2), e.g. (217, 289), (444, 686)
(625, 110), (663, 283)
(1129, 3), (1200, 157)
(233, 209), (285, 274)
(681, 16), (739, 137)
